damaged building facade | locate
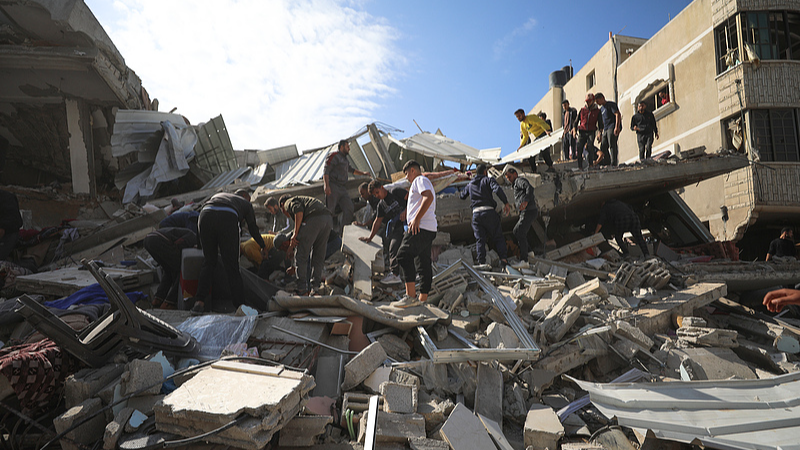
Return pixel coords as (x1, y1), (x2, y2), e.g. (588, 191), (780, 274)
(513, 0), (800, 260)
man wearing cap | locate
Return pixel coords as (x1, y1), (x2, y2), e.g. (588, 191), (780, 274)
(324, 139), (369, 232)
(193, 189), (267, 313)
(576, 93), (604, 169)
(460, 164), (511, 269)
(265, 195), (332, 295)
(767, 227), (796, 261)
(514, 109), (555, 172)
(504, 165), (538, 259)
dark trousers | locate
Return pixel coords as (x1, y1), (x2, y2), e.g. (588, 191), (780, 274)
(0, 231), (18, 261)
(295, 214), (332, 292)
(513, 209), (538, 258)
(472, 210), (507, 264)
(637, 133), (654, 160)
(257, 248), (287, 279)
(196, 209), (242, 308)
(143, 234), (182, 304)
(576, 130), (597, 168)
(386, 223), (405, 276)
(397, 229), (436, 295)
(600, 128), (618, 166)
(613, 215), (649, 257)
(563, 133), (577, 160)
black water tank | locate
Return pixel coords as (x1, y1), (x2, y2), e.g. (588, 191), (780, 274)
(549, 70), (567, 88)
(562, 65), (573, 81)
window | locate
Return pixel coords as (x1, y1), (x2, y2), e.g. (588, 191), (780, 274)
(715, 16), (740, 74)
(750, 109), (800, 161)
(743, 12), (787, 60)
(586, 70), (595, 90)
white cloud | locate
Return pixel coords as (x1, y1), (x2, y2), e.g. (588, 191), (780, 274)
(493, 17), (537, 60)
(98, 0), (402, 150)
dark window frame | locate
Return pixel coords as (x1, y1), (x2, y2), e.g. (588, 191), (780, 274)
(750, 109), (800, 162)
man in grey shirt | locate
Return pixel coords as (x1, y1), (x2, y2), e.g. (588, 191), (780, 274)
(504, 165), (538, 259)
(324, 139), (369, 232)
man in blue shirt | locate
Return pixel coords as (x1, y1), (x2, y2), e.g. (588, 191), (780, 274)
(595, 93), (623, 167)
(460, 164), (511, 268)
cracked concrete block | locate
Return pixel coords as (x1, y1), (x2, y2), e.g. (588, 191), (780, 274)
(358, 411), (426, 443)
(474, 363), (503, 429)
(668, 347), (756, 380)
(278, 415), (333, 447)
(537, 292), (582, 343)
(565, 271), (586, 290)
(363, 366), (392, 394)
(125, 394), (164, 415)
(677, 326), (738, 348)
(377, 333), (411, 361)
(527, 280), (564, 306)
(65, 364), (124, 409)
(524, 404), (564, 450)
(120, 359), (163, 397)
(380, 381), (418, 414)
(103, 407), (134, 450)
(487, 322), (521, 349)
(342, 342), (387, 391)
(390, 369), (420, 389)
(614, 320), (654, 350)
(613, 336), (641, 359)
(572, 278), (608, 299)
(54, 398), (107, 450)
(440, 402), (495, 450)
(410, 437), (450, 450)
(418, 394), (455, 433)
(313, 355), (344, 398)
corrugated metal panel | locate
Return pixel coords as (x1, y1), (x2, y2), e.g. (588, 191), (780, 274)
(193, 115), (238, 176)
(269, 145), (334, 189)
(111, 110), (187, 157)
(387, 132), (497, 164)
(570, 372), (800, 450)
(201, 167), (251, 190)
(500, 129), (564, 163)
(258, 144), (299, 165)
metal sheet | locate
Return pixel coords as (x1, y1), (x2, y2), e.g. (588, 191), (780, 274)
(570, 372), (800, 450)
(111, 110), (187, 157)
(500, 128), (565, 164)
(387, 132), (498, 164)
(193, 115), (238, 176)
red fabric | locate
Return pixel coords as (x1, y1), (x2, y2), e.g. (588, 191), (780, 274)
(578, 107), (601, 132)
(0, 340), (82, 413)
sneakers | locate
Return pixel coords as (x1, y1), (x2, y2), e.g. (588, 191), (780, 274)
(190, 300), (205, 315)
(380, 273), (403, 285)
(473, 263), (492, 271)
(390, 295), (422, 308)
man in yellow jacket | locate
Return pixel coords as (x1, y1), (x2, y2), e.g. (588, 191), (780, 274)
(515, 109), (554, 172)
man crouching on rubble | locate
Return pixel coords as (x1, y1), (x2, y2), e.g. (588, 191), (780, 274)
(460, 164), (511, 269)
(265, 195), (332, 296)
(391, 160), (437, 308)
(594, 199), (650, 259)
(504, 165), (538, 260)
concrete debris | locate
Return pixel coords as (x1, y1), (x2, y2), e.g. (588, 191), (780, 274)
(440, 402), (496, 450)
(524, 404), (565, 450)
(380, 381), (418, 414)
(342, 341), (387, 391)
(358, 410), (426, 444)
(474, 363), (504, 428)
(119, 359), (163, 397)
(54, 398), (108, 450)
(278, 415), (333, 447)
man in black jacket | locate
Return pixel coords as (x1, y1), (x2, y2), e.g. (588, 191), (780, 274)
(0, 189), (22, 261)
(504, 165), (538, 259)
(144, 227), (197, 309)
(562, 100), (579, 161)
(630, 101), (659, 161)
(193, 189), (267, 313)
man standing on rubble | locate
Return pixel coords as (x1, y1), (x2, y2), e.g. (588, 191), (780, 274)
(766, 227), (796, 261)
(460, 164), (511, 269)
(504, 165), (538, 260)
(324, 139), (370, 233)
(576, 93), (604, 169)
(515, 109), (555, 173)
(630, 101), (659, 161)
(192, 189), (267, 313)
(265, 195), (332, 296)
(562, 100), (579, 161)
(594, 199), (649, 258)
(0, 189), (22, 261)
(595, 93), (622, 166)
(360, 180), (408, 285)
(392, 160), (437, 308)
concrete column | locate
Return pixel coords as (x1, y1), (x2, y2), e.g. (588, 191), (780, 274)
(65, 98), (95, 196)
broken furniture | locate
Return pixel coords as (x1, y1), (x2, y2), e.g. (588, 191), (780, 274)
(15, 260), (198, 367)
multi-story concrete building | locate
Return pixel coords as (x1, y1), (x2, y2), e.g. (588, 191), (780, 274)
(506, 0), (800, 260)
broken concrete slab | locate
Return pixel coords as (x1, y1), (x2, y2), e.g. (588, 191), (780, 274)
(536, 292), (582, 343)
(477, 413), (514, 450)
(363, 366), (392, 394)
(677, 326), (738, 348)
(487, 322), (521, 349)
(342, 341), (387, 391)
(65, 364), (124, 409)
(377, 333), (411, 361)
(357, 411), (426, 444)
(634, 283), (727, 336)
(341, 224), (383, 300)
(439, 402), (496, 450)
(390, 369), (420, 389)
(120, 359), (163, 397)
(54, 398), (107, 450)
(667, 347), (757, 380)
(103, 407), (134, 450)
(410, 437), (450, 450)
(474, 363), (503, 429)
(380, 381), (418, 414)
(524, 404), (564, 450)
(154, 361), (314, 450)
(545, 233), (605, 261)
(614, 320), (655, 350)
(278, 415), (333, 447)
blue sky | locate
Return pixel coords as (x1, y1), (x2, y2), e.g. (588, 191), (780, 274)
(85, 0), (692, 157)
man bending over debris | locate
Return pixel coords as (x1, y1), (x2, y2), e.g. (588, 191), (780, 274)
(392, 160), (437, 308)
(324, 139), (369, 233)
(594, 199), (650, 258)
(193, 189), (266, 313)
(144, 227), (197, 309)
(240, 233), (292, 279)
(265, 195), (332, 296)
(360, 180), (409, 285)
(461, 164), (511, 269)
(504, 164), (538, 260)
(766, 227), (796, 261)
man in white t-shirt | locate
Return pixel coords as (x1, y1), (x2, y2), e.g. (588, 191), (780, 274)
(391, 160), (438, 308)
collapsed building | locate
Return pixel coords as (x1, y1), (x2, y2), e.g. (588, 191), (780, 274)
(1, 0), (800, 450)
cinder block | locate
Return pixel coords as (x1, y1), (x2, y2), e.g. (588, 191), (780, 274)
(103, 407), (134, 450)
(65, 364), (124, 409)
(524, 404), (564, 450)
(120, 359), (163, 397)
(53, 398), (107, 450)
(358, 411), (426, 443)
(380, 381), (418, 414)
(342, 342), (387, 391)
